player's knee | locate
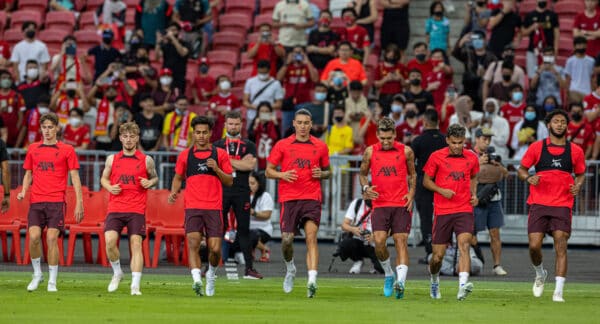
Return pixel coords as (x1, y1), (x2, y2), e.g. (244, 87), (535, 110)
(29, 232), (42, 243)
(281, 235), (294, 247)
(529, 241), (542, 251)
(431, 253), (443, 265)
(45, 234), (58, 245)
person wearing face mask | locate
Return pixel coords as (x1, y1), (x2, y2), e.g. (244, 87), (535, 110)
(511, 105), (548, 160)
(425, 49), (454, 108)
(134, 93), (164, 151)
(243, 60), (284, 130)
(574, 0), (600, 58)
(272, 0), (315, 50)
(0, 69), (26, 147)
(388, 95), (406, 126)
(463, 0), (492, 35)
(406, 42), (433, 84)
(339, 8), (371, 65)
(208, 76), (242, 142)
(87, 73), (129, 150)
(582, 85), (600, 159)
(16, 60), (50, 111)
(403, 69), (434, 115)
(135, 0), (173, 47)
(449, 95), (483, 145)
(249, 101), (280, 170)
(530, 47), (565, 108)
(295, 83), (329, 138)
(123, 47), (159, 98)
(479, 98), (510, 161)
(489, 61), (517, 104)
(425, 1), (450, 52)
(150, 67), (179, 114)
(395, 104), (422, 146)
(50, 36), (90, 95)
(521, 0), (559, 79)
(567, 102), (595, 159)
(155, 23), (190, 92)
(488, 0), (522, 59)
(565, 36), (596, 104)
(320, 41), (367, 86)
(326, 69), (349, 110)
(380, 0), (410, 57)
(247, 23), (286, 77)
(62, 108), (91, 150)
(482, 44), (526, 103)
(161, 95), (197, 151)
(358, 100), (384, 149)
(374, 44), (407, 109)
(87, 29), (122, 81)
(192, 57), (216, 104)
(325, 106), (354, 155)
(95, 0), (127, 49)
(9, 21), (50, 83)
(50, 79), (89, 128)
(21, 95), (50, 148)
(172, 0), (210, 59)
(307, 10), (340, 71)
(500, 84), (527, 152)
(540, 95), (559, 116)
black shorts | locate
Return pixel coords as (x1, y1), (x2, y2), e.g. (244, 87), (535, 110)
(104, 213), (147, 238)
(28, 202), (65, 234)
(280, 200), (321, 235)
(528, 204), (572, 235)
(372, 207), (412, 234)
(185, 209), (223, 238)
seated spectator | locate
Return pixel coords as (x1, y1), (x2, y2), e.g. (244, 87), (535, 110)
(358, 100), (383, 149)
(192, 57), (216, 104)
(449, 95), (482, 144)
(155, 22), (191, 92)
(338, 8), (370, 65)
(22, 94), (50, 148)
(345, 80), (368, 129)
(152, 68), (180, 115)
(17, 60), (50, 110)
(487, 0), (521, 59)
(521, 0), (559, 78)
(403, 69), (434, 114)
(10, 21), (51, 82)
(307, 10), (340, 71)
(0, 70), (25, 147)
(87, 29), (122, 81)
(480, 98), (510, 161)
(406, 42), (433, 84)
(134, 0), (172, 48)
(86, 81), (122, 150)
(530, 47), (565, 108)
(62, 108), (91, 150)
(500, 83), (527, 149)
(425, 49), (453, 107)
(326, 69), (349, 108)
(321, 42), (367, 85)
(488, 60), (516, 105)
(135, 94), (164, 151)
(339, 197), (383, 275)
(50, 36), (90, 91)
(540, 95), (559, 117)
(172, 0), (210, 58)
(243, 60), (284, 129)
(482, 44), (526, 102)
(272, 0), (314, 50)
(573, 0), (600, 58)
(325, 106), (354, 155)
(374, 43), (406, 108)
(247, 23), (286, 77)
(395, 103), (423, 146)
(248, 102), (280, 170)
(567, 102), (595, 159)
(425, 1), (450, 52)
(295, 83), (330, 138)
(249, 171), (274, 263)
(583, 84), (600, 159)
(161, 95), (197, 151)
(209, 75), (241, 142)
(511, 104), (548, 159)
(51, 79), (89, 127)
(388, 94), (406, 126)
(565, 36), (595, 104)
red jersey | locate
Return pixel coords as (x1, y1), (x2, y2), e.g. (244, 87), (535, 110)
(0, 90), (26, 147)
(437, 104), (455, 134)
(406, 59), (433, 87)
(107, 150), (148, 215)
(192, 75), (216, 101)
(574, 11), (600, 57)
(339, 25), (371, 49)
(62, 124), (91, 147)
(395, 120), (423, 144)
(521, 138), (586, 208)
(174, 146), (233, 210)
(374, 62), (406, 95)
(267, 134), (330, 202)
(567, 121), (595, 154)
(425, 69), (453, 107)
(500, 102), (526, 144)
(208, 93), (241, 142)
(583, 92), (600, 132)
(0, 41), (10, 60)
(359, 117), (378, 147)
(423, 147), (480, 216)
(253, 121), (279, 170)
(23, 141), (80, 203)
(283, 64), (313, 104)
(249, 42), (283, 77)
(369, 142), (409, 208)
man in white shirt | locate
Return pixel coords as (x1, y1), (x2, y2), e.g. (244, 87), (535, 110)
(272, 0), (315, 49)
(9, 21), (50, 82)
(565, 36), (596, 104)
(243, 60), (285, 129)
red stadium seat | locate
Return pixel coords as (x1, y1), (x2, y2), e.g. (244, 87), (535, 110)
(517, 1), (537, 17)
(150, 190), (187, 268)
(10, 10), (43, 29)
(231, 86), (244, 101)
(260, 0), (279, 14)
(206, 50), (239, 68)
(208, 65), (234, 79)
(218, 13), (252, 35)
(46, 11), (77, 32)
(17, 0), (48, 17)
(559, 17), (574, 33)
(253, 13), (273, 30)
(211, 31), (245, 52)
(85, 0), (105, 12)
(39, 28), (71, 54)
(3, 28), (24, 46)
(554, 1), (584, 17)
(311, 0), (328, 10)
(125, 8), (136, 30)
(78, 11), (97, 30)
(240, 52), (253, 68)
(224, 0), (256, 16)
(0, 11), (7, 31)
(233, 66), (253, 87)
(74, 29), (102, 49)
(365, 54), (378, 71)
(0, 188), (29, 265)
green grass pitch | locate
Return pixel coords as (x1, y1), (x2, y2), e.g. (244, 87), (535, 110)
(0, 272), (598, 323)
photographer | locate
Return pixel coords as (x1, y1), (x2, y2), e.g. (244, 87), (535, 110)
(472, 128), (509, 276)
(339, 197), (383, 275)
(155, 23), (190, 93)
(529, 47), (565, 108)
(247, 23), (286, 77)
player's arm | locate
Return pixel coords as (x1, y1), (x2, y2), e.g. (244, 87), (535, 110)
(358, 146), (372, 188)
(207, 154), (234, 187)
(69, 168), (84, 223)
(100, 155), (122, 195)
(139, 156), (159, 189)
(404, 146), (416, 210)
(470, 173), (479, 206)
(230, 153), (257, 171)
(1, 158), (9, 213)
(266, 162), (298, 183)
(168, 173), (184, 203)
(517, 165), (539, 186)
(17, 170), (32, 200)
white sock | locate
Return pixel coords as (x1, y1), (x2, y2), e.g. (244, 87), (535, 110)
(131, 272), (142, 288)
(191, 268), (202, 283)
(554, 276), (565, 295)
(379, 258), (394, 277)
(31, 257), (42, 276)
(459, 272), (469, 287)
(308, 270), (317, 283)
(49, 265), (58, 284)
(208, 264), (217, 276)
(430, 272), (440, 283)
(110, 260), (123, 276)
(396, 264), (408, 284)
(533, 263), (545, 277)
(285, 259), (295, 272)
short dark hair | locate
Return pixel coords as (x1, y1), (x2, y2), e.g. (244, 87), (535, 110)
(314, 82), (327, 90)
(413, 42), (427, 50)
(319, 9), (332, 17)
(430, 1), (444, 16)
(257, 101), (273, 111)
(257, 60), (270, 70)
(191, 115), (214, 130)
(167, 22), (181, 31)
(341, 7), (357, 17)
(139, 93), (154, 102)
(392, 94), (406, 104)
(377, 117), (395, 132)
(423, 109), (439, 125)
(22, 21), (37, 31)
(408, 68), (422, 76)
(574, 36), (587, 46)
(114, 101), (129, 110)
(569, 102), (583, 111)
(509, 83), (523, 92)
(175, 95), (188, 102)
(70, 107), (84, 117)
(0, 69), (10, 77)
(37, 94), (50, 105)
(63, 35), (76, 43)
(501, 60), (515, 71)
(544, 109), (569, 125)
(25, 59), (38, 66)
(295, 108), (312, 120)
(332, 105), (345, 113)
(542, 46), (555, 54)
(40, 113), (59, 126)
(225, 110), (242, 121)
(446, 124), (466, 138)
(349, 81), (363, 91)
(337, 41), (353, 50)
(430, 48), (448, 62)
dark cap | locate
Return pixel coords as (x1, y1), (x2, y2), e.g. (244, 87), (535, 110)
(475, 127), (494, 137)
(349, 80), (363, 91)
(102, 29), (114, 39)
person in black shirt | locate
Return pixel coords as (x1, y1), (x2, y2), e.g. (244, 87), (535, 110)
(521, 0), (559, 78)
(488, 0), (522, 59)
(155, 22), (190, 93)
(307, 10), (340, 71)
(134, 93), (164, 151)
(213, 110), (263, 280)
(381, 0), (410, 55)
(0, 138), (9, 212)
(403, 69), (434, 114)
(17, 60), (50, 110)
(410, 109), (447, 263)
(87, 29), (122, 81)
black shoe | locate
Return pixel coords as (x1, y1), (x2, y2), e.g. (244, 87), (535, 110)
(472, 244), (485, 264)
(418, 255), (430, 265)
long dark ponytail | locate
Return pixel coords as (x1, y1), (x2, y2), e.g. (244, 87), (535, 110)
(250, 170), (266, 209)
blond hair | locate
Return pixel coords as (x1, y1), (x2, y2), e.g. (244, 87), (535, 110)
(119, 122), (140, 136)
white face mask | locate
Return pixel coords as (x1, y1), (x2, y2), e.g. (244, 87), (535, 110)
(220, 80), (231, 91)
(258, 73), (269, 81)
(26, 68), (39, 79)
(38, 106), (50, 114)
(68, 117), (82, 127)
(160, 76), (172, 86)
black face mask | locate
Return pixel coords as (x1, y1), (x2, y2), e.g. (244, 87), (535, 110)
(334, 116), (344, 123)
(410, 78), (421, 86)
(106, 95), (117, 101)
(538, 1), (547, 9)
(66, 90), (76, 98)
(502, 74), (512, 82)
(25, 30), (35, 39)
(433, 11), (443, 17)
(416, 54), (426, 62)
(405, 110), (417, 119)
(138, 57), (149, 64)
(199, 65), (209, 74)
(103, 38), (113, 45)
(477, 1), (486, 6)
(503, 54), (514, 62)
(572, 113), (583, 122)
(575, 48), (587, 55)
(385, 57), (397, 64)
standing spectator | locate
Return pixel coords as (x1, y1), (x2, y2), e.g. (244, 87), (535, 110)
(9, 21), (51, 82)
(96, 0), (127, 44)
(462, 0), (491, 35)
(403, 69), (434, 114)
(425, 1), (450, 52)
(243, 60), (284, 130)
(449, 95), (483, 144)
(482, 44), (526, 103)
(511, 105), (548, 160)
(521, 0), (559, 78)
(395, 104), (422, 146)
(358, 100), (383, 149)
(135, 0), (173, 48)
(352, 0), (377, 43)
(406, 42), (433, 83)
(380, 0), (410, 56)
(295, 83), (330, 138)
(487, 0), (522, 59)
(22, 95), (49, 148)
(480, 98), (511, 161)
(500, 83), (527, 149)
(438, 91), (456, 134)
(152, 68), (180, 115)
(161, 95), (197, 151)
(374, 44), (406, 108)
(87, 29), (122, 81)
(325, 106), (353, 155)
(62, 108), (91, 150)
(51, 79), (89, 127)
(530, 47), (565, 108)
(49, 36), (90, 92)
(124, 50), (159, 103)
(338, 8), (370, 65)
(344, 81), (369, 128)
(249, 102), (279, 170)
(565, 37), (595, 104)
(567, 102), (595, 159)
(248, 171), (274, 263)
(134, 94), (164, 151)
(307, 10), (340, 71)
(488, 60), (517, 104)
(192, 57), (216, 104)
(172, 0), (210, 58)
(573, 0), (600, 58)
(583, 85), (600, 159)
(155, 23), (190, 93)
(86, 80), (124, 150)
(326, 69), (349, 108)
(247, 23), (286, 77)
(425, 49), (453, 108)
(17, 60), (50, 110)
(321, 42), (367, 85)
(208, 75), (241, 142)
(272, 0), (315, 50)
(0, 70), (26, 147)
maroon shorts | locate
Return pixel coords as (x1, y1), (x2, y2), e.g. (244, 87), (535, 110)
(372, 207), (412, 234)
(432, 212), (474, 245)
(28, 202), (65, 234)
(528, 204), (572, 235)
(280, 200), (321, 235)
(104, 213), (147, 238)
(185, 209), (223, 238)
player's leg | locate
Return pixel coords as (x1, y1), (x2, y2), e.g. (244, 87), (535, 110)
(392, 232), (409, 299)
(456, 232), (474, 300)
(372, 208), (395, 297)
(234, 195), (262, 279)
(205, 236), (222, 296)
(429, 243), (446, 299)
(280, 201), (297, 293)
(27, 204), (45, 291)
(45, 228), (60, 292)
(187, 231), (204, 296)
(304, 220), (319, 297)
(129, 234), (143, 295)
(551, 230), (570, 302)
(105, 213), (125, 292)
(528, 206), (550, 297)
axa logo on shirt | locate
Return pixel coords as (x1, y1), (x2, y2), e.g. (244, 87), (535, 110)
(37, 161), (55, 172)
(118, 174), (136, 185)
(292, 158), (311, 169)
(376, 166), (398, 177)
(445, 171), (465, 182)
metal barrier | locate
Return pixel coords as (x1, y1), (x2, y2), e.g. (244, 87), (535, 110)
(6, 149), (600, 245)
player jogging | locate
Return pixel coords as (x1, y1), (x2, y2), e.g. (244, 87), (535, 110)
(101, 122), (158, 295)
(359, 117), (416, 299)
(266, 108), (330, 298)
(517, 109), (585, 302)
(169, 116), (233, 297)
(18, 113), (84, 292)
(423, 124), (479, 301)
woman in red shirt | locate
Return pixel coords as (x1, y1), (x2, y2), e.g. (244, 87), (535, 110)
(62, 108), (90, 150)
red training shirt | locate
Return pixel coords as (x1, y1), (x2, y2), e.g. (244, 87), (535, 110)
(369, 142), (410, 208)
(583, 92), (600, 132)
(339, 25), (371, 49)
(63, 124), (91, 147)
(567, 121), (595, 154)
(192, 74), (216, 101)
(374, 62), (406, 95)
(574, 11), (600, 57)
(107, 150), (148, 215)
(248, 42), (283, 77)
(500, 102), (526, 144)
(406, 59), (433, 87)
(395, 120), (423, 144)
(283, 64), (313, 104)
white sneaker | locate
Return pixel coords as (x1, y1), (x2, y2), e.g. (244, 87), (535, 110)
(533, 269), (548, 297)
(307, 281), (317, 298)
(430, 280), (441, 299)
(47, 282), (57, 292)
(283, 266), (296, 293)
(108, 273), (124, 292)
(457, 282), (473, 301)
(27, 274), (44, 292)
(205, 272), (216, 297)
(552, 292), (565, 302)
(493, 265), (508, 276)
(192, 281), (203, 296)
(234, 252), (245, 265)
(349, 260), (363, 274)
(131, 286), (142, 296)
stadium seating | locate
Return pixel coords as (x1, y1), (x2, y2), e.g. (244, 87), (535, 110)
(259, 0), (279, 14)
(0, 188), (29, 265)
(0, 11), (7, 31)
(218, 13), (253, 35)
(45, 11), (77, 33)
(233, 66), (253, 87)
(10, 9), (43, 28)
(78, 11), (98, 31)
(17, 0), (48, 17)
(224, 0), (256, 16)
(39, 28), (71, 56)
(149, 190), (187, 268)
(206, 50), (239, 69)
(253, 13), (273, 30)
(554, 1), (585, 18)
(85, 0), (105, 12)
(3, 28), (24, 45)
(74, 29), (102, 50)
(211, 31), (246, 52)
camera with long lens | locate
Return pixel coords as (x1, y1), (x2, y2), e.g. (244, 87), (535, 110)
(486, 146), (501, 163)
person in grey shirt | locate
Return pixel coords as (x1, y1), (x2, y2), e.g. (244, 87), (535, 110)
(243, 60), (284, 129)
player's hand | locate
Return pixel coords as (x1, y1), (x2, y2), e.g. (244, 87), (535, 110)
(527, 175), (540, 186)
(569, 183), (582, 196)
(439, 188), (455, 199)
(363, 186), (379, 200)
(168, 192), (178, 204)
(403, 193), (414, 211)
(206, 158), (218, 171)
(1, 196), (9, 213)
(17, 191), (26, 200)
(138, 177), (154, 189)
(470, 194), (479, 207)
(311, 167), (323, 179)
(281, 169), (298, 183)
(74, 201), (84, 224)
(107, 183), (122, 195)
